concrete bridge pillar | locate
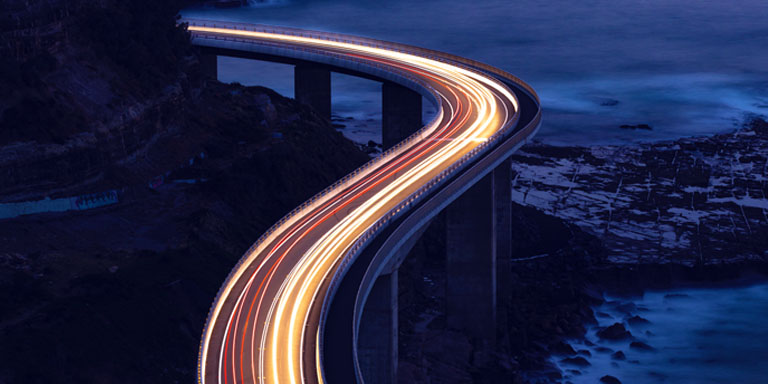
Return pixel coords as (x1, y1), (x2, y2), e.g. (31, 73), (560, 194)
(492, 159), (513, 343)
(358, 271), (398, 384)
(382, 81), (422, 149)
(200, 52), (218, 80)
(295, 64), (331, 120)
(446, 159), (512, 346)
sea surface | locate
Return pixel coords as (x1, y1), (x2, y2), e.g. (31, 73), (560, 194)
(558, 282), (768, 383)
(183, 0), (768, 146)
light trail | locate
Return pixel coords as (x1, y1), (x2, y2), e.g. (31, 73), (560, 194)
(187, 22), (526, 384)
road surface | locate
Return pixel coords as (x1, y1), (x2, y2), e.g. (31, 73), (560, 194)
(184, 20), (539, 384)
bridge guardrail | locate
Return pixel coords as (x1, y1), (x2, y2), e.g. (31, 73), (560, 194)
(181, 18), (539, 103)
(183, 19), (541, 384)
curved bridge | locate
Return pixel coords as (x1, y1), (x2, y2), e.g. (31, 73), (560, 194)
(184, 19), (542, 384)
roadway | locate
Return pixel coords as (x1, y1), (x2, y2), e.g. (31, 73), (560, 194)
(184, 20), (540, 384)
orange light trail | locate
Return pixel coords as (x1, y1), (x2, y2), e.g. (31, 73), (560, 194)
(187, 23), (520, 384)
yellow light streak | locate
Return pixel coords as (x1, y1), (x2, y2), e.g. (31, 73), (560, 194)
(188, 23), (520, 384)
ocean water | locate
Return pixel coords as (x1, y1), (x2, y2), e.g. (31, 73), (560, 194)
(557, 283), (768, 383)
(183, 0), (768, 145)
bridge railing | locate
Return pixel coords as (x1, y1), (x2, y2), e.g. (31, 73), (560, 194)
(183, 19), (448, 257)
(184, 18), (542, 384)
(325, 105), (540, 383)
(188, 19), (457, 381)
(181, 18), (540, 103)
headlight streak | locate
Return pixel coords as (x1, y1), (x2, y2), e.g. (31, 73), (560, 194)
(241, 70), (465, 384)
(276, 74), (496, 384)
(250, 101), (449, 381)
(276, 57), (505, 384)
(261, 84), (468, 384)
(188, 24), (520, 384)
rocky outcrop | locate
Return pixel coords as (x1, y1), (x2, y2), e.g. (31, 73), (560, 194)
(397, 119), (768, 383)
(597, 323), (632, 340)
(600, 375), (622, 384)
(0, 1), (370, 383)
(0, 83), (369, 383)
(0, 0), (203, 202)
(509, 118), (768, 266)
(0, 0), (75, 60)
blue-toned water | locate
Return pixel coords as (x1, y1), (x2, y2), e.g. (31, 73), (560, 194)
(183, 0), (768, 145)
(557, 283), (768, 383)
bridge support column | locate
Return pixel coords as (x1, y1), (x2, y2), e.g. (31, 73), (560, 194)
(446, 160), (512, 346)
(200, 51), (218, 80)
(358, 271), (398, 384)
(382, 81), (422, 149)
(492, 159), (512, 345)
(295, 64), (331, 120)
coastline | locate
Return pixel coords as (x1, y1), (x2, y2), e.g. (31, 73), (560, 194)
(393, 118), (768, 383)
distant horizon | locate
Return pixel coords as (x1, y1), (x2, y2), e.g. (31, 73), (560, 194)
(185, 0), (768, 145)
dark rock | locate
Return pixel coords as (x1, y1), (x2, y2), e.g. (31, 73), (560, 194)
(626, 315), (651, 326)
(596, 311), (613, 319)
(600, 99), (620, 106)
(560, 357), (591, 367)
(600, 375), (622, 384)
(612, 302), (637, 315)
(397, 195), (606, 382)
(0, 5), (372, 381)
(597, 323), (632, 340)
(619, 124), (653, 130)
(630, 341), (656, 351)
(549, 341), (577, 356)
(510, 117), (768, 270)
(544, 370), (563, 380)
(595, 346), (613, 353)
(600, 375), (621, 384)
(611, 351), (626, 360)
(577, 349), (592, 357)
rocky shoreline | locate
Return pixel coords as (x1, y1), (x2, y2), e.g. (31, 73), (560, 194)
(509, 118), (768, 266)
(394, 119), (768, 383)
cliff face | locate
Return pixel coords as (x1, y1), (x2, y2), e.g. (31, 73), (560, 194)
(0, 83), (369, 381)
(0, 0), (76, 60)
(0, 0), (199, 202)
(0, 1), (371, 383)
